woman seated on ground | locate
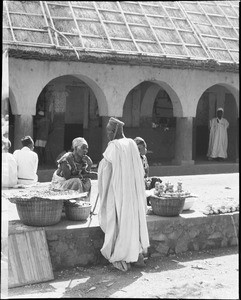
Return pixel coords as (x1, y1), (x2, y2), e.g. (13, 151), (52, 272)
(51, 137), (97, 193)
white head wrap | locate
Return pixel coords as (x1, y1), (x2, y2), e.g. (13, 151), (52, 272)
(217, 107), (224, 112)
(72, 137), (88, 149)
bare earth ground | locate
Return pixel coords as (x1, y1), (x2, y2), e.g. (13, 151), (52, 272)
(4, 173), (239, 299)
(7, 247), (239, 299)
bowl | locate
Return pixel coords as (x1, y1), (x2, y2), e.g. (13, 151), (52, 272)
(183, 197), (195, 210)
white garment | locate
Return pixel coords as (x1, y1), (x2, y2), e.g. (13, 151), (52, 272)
(50, 170), (90, 192)
(2, 153), (18, 188)
(13, 147), (38, 184)
(207, 117), (229, 159)
(98, 138), (150, 264)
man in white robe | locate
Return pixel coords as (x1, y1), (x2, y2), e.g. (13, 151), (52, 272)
(98, 117), (150, 272)
(13, 136), (39, 185)
(207, 108), (229, 161)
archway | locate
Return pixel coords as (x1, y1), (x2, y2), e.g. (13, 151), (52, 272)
(194, 84), (238, 162)
(34, 75), (102, 167)
(122, 81), (179, 165)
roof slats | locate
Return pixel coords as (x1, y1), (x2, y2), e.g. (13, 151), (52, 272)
(3, 0), (239, 64)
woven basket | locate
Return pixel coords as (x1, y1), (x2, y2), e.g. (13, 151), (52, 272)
(149, 196), (185, 217)
(65, 202), (92, 221)
(14, 198), (64, 226)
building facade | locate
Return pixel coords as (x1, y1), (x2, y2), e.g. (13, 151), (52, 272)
(2, 1), (239, 166)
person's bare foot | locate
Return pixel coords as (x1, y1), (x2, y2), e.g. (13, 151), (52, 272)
(112, 261), (129, 272)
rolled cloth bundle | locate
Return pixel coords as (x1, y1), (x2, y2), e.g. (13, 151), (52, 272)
(108, 117), (125, 139)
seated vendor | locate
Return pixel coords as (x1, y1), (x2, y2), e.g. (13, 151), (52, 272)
(134, 137), (149, 178)
(13, 136), (38, 185)
(51, 137), (97, 192)
(134, 137), (162, 205)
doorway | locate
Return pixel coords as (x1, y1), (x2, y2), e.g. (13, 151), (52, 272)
(64, 86), (86, 151)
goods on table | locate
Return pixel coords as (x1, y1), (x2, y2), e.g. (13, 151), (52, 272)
(202, 201), (239, 215)
(152, 181), (192, 198)
(149, 181), (195, 217)
(6, 188), (88, 226)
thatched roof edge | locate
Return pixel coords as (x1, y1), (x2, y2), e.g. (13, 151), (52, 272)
(3, 44), (239, 73)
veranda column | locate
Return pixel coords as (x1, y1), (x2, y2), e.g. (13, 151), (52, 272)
(101, 116), (109, 154)
(173, 117), (194, 165)
(14, 114), (33, 150)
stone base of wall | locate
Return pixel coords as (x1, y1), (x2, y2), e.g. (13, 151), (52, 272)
(147, 211), (239, 258)
(8, 211), (239, 271)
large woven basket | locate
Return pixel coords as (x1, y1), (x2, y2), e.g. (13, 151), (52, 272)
(149, 196), (185, 217)
(65, 202), (92, 221)
(14, 198), (64, 226)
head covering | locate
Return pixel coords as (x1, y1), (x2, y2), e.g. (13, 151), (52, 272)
(108, 117), (124, 129)
(72, 137), (88, 149)
(21, 136), (34, 147)
(134, 137), (147, 148)
(107, 117), (125, 139)
(217, 107), (224, 112)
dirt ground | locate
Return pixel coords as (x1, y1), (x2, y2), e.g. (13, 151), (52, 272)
(7, 246), (238, 299)
(4, 173), (239, 299)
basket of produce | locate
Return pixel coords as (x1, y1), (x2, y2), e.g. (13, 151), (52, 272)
(149, 181), (192, 217)
(149, 195), (186, 217)
(7, 189), (88, 226)
(64, 200), (92, 221)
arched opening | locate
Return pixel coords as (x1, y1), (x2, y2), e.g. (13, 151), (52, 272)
(194, 84), (238, 162)
(121, 81), (177, 165)
(33, 75), (102, 167)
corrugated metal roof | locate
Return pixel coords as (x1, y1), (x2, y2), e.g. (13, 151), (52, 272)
(3, 1), (239, 64)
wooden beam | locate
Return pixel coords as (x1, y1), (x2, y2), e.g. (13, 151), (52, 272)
(117, 1), (141, 53)
(92, 1), (114, 50)
(68, 1), (85, 48)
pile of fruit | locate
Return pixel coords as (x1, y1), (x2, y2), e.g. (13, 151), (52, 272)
(152, 181), (192, 198)
(202, 201), (239, 215)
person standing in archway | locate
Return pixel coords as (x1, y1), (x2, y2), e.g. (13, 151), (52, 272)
(207, 108), (229, 161)
(35, 110), (50, 165)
